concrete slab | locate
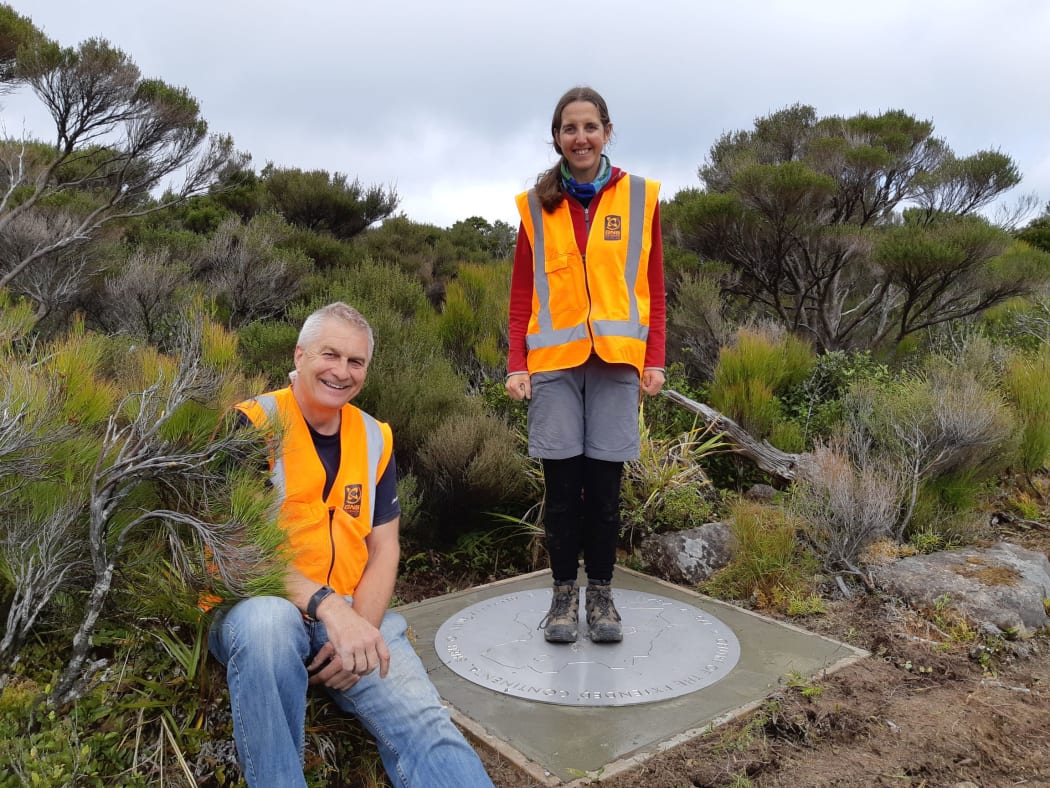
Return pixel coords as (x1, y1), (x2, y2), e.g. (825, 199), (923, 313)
(397, 568), (868, 785)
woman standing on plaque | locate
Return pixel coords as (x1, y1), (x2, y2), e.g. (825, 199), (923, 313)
(505, 86), (666, 644)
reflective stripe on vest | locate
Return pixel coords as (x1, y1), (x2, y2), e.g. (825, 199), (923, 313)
(593, 174), (649, 342)
(525, 187), (590, 350)
(254, 392), (384, 527)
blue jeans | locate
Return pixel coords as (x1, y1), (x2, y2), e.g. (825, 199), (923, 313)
(208, 596), (493, 788)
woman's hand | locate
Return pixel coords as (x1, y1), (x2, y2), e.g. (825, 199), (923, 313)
(641, 368), (665, 397)
(505, 372), (531, 401)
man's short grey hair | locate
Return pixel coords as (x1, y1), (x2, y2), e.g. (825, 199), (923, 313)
(297, 302), (375, 360)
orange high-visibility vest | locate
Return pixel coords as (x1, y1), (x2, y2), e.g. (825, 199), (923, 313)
(237, 387), (393, 596)
(515, 174), (660, 375)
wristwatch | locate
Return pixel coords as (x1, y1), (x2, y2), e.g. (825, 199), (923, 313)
(306, 585), (336, 620)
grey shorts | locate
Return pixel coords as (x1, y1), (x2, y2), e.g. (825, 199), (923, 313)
(527, 356), (641, 461)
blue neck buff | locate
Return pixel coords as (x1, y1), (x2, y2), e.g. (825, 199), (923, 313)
(561, 154), (612, 201)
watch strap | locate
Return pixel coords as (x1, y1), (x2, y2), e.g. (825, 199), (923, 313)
(307, 585), (336, 620)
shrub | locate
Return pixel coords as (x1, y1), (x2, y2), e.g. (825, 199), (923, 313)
(643, 362), (710, 441)
(436, 261), (511, 383)
(1002, 344), (1050, 474)
(93, 248), (196, 347)
(700, 500), (816, 610)
(709, 326), (815, 447)
(667, 267), (733, 381)
(780, 349), (891, 443)
(620, 409), (725, 549)
(194, 214), (311, 329)
(416, 409), (532, 544)
(0, 628), (384, 787)
(236, 318), (299, 389)
(788, 435), (901, 577)
(299, 260), (476, 461)
(845, 358), (1015, 540)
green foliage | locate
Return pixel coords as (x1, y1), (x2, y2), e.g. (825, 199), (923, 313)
(1001, 344), (1050, 473)
(845, 354), (1014, 542)
(667, 104), (1045, 353)
(643, 363), (710, 440)
(784, 671), (825, 698)
(394, 472), (422, 533)
(907, 525), (947, 554)
(416, 409), (531, 543)
(785, 593), (827, 618)
(708, 327), (815, 446)
(1017, 209), (1050, 253)
(0, 4), (51, 83)
(904, 473), (990, 546)
(282, 225), (360, 270)
(732, 161), (837, 219)
(701, 500), (816, 611)
(620, 408), (725, 548)
(780, 349), (891, 443)
(851, 363), (1012, 479)
(0, 290), (36, 341)
(259, 164), (399, 241)
(443, 523), (540, 578)
(355, 216), (446, 270)
(353, 215), (510, 303)
(980, 296), (1050, 351)
(446, 216), (516, 259)
(0, 676), (132, 787)
(0, 624), (386, 787)
(477, 376), (528, 437)
(0, 310), (288, 701)
(985, 240), (1050, 288)
(436, 261), (511, 381)
(237, 319), (300, 389)
(666, 266), (733, 381)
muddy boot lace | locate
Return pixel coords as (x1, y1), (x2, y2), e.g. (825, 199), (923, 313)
(539, 583), (578, 642)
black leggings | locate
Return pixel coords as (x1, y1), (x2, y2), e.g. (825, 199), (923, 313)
(542, 455), (624, 584)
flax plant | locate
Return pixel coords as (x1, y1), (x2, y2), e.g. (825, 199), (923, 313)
(620, 404), (728, 549)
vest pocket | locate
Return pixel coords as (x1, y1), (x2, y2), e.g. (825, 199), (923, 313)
(543, 251), (586, 314)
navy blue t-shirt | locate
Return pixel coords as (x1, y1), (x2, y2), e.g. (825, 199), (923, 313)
(305, 422), (400, 525)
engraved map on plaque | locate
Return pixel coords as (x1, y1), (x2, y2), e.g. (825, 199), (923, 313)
(433, 588), (741, 707)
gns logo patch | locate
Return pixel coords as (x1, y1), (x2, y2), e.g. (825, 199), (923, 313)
(343, 484), (362, 517)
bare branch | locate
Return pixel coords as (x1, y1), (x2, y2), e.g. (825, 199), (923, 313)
(0, 503), (87, 670)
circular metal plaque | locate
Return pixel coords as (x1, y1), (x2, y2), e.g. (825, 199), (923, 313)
(434, 588), (741, 707)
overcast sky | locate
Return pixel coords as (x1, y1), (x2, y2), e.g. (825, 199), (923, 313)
(4, 0), (1049, 228)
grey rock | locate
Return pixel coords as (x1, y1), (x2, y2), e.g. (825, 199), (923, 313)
(640, 521), (734, 585)
(871, 542), (1050, 636)
(744, 483), (778, 501)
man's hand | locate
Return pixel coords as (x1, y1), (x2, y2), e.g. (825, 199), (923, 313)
(307, 594), (390, 690)
(505, 372), (531, 401)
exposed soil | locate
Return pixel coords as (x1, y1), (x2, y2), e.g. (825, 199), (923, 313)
(444, 527), (1050, 788)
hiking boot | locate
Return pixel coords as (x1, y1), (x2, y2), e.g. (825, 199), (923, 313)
(539, 583), (579, 643)
(585, 584), (623, 642)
